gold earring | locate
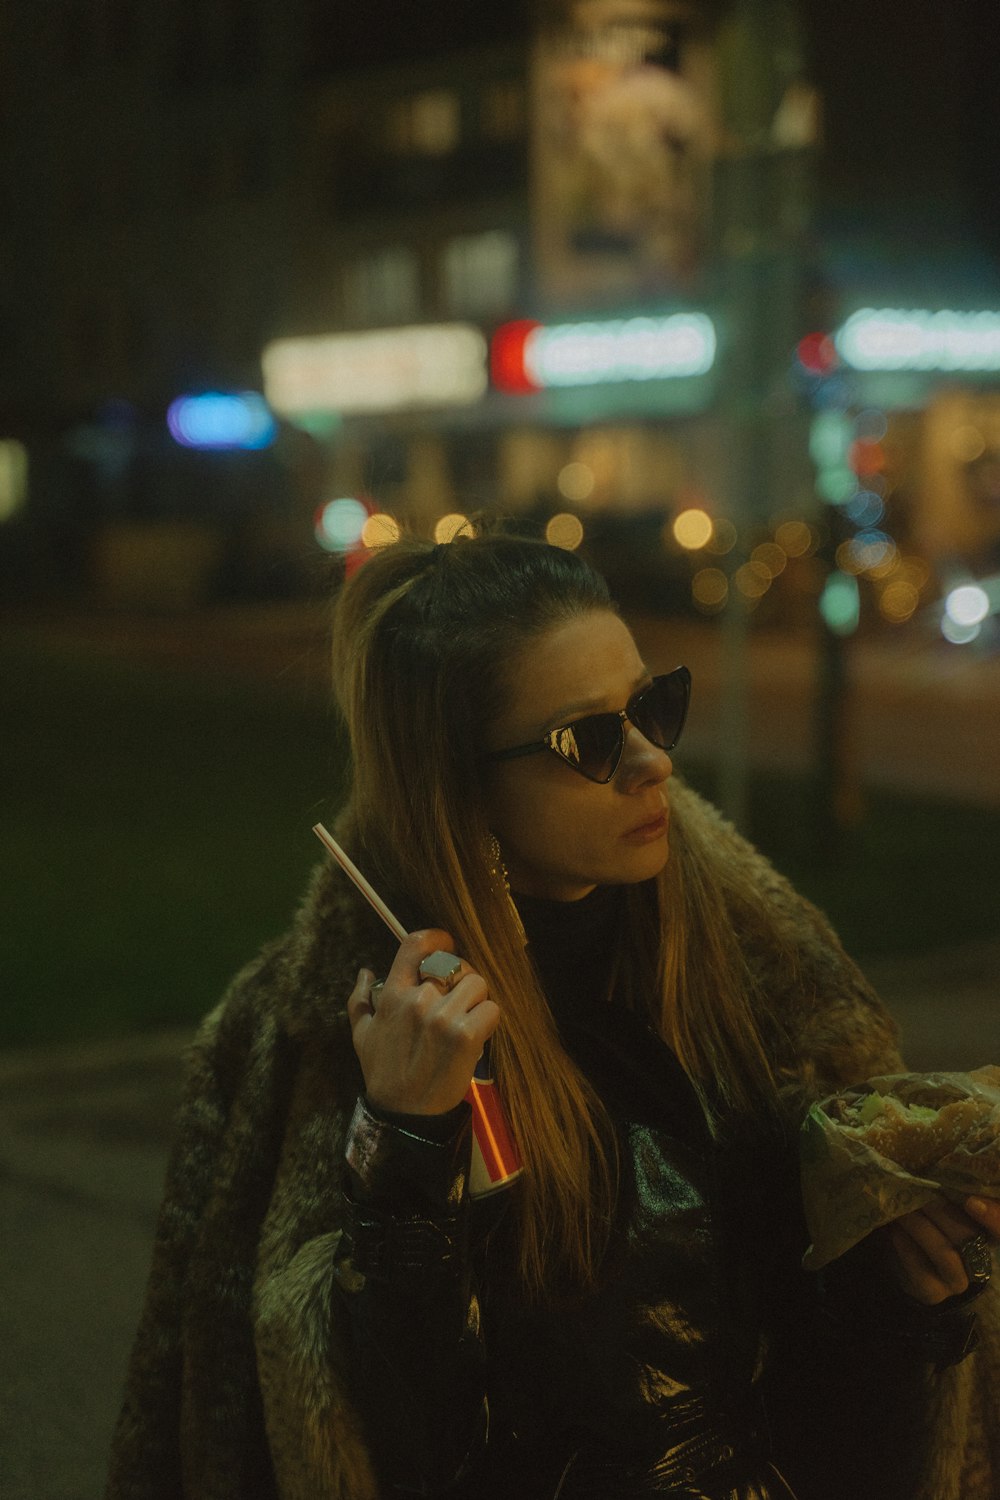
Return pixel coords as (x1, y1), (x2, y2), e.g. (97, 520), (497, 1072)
(487, 833), (526, 946)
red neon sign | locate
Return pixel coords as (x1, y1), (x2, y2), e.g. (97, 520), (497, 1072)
(491, 319), (542, 394)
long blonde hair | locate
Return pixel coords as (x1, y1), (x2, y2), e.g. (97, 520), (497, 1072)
(331, 532), (790, 1295)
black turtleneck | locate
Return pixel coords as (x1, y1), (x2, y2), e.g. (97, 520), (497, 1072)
(514, 883), (716, 1157)
(513, 884), (625, 1026)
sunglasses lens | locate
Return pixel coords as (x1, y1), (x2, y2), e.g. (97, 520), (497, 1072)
(632, 671), (690, 751)
(547, 669), (690, 781)
(552, 716), (623, 783)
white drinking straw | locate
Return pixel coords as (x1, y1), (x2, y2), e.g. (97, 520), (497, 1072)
(314, 825), (522, 1191)
(312, 823), (408, 942)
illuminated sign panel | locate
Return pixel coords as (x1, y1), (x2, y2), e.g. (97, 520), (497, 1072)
(167, 392), (277, 449)
(836, 309), (1000, 372)
(531, 4), (715, 304)
(492, 313), (716, 393)
(261, 326), (488, 415)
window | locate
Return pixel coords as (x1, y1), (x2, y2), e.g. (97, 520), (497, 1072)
(387, 90), (460, 156)
(343, 248), (421, 326)
(442, 231), (518, 318)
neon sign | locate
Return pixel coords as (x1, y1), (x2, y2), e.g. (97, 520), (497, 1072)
(261, 326), (488, 415)
(836, 309), (1000, 372)
(167, 392), (277, 450)
(492, 313), (716, 393)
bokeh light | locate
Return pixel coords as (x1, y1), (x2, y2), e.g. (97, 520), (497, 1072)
(844, 490), (885, 528)
(672, 508), (713, 550)
(810, 410), (851, 469)
(796, 332), (838, 375)
(950, 425), (987, 463)
(706, 518), (738, 555)
(945, 584), (990, 627)
(896, 555), (931, 590)
(774, 520), (814, 557)
(836, 531), (896, 576)
(360, 513), (401, 548)
(818, 469), (858, 504)
(545, 513), (585, 550)
(820, 571), (860, 635)
(315, 497), (368, 552)
(434, 512), (475, 542)
(734, 561), (772, 599)
(878, 580), (920, 623)
(751, 542), (787, 577)
(942, 616), (981, 645)
(850, 439), (887, 478)
(854, 407), (889, 441)
(557, 461), (595, 502)
(691, 567), (728, 612)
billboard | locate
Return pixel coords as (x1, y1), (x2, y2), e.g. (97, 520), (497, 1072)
(531, 0), (716, 306)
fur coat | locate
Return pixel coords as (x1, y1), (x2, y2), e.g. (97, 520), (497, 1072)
(105, 786), (999, 1499)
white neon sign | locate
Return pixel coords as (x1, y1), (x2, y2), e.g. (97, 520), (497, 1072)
(524, 313), (716, 387)
(836, 308), (1000, 372)
(261, 325), (488, 414)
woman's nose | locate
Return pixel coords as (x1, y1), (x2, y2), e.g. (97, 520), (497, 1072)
(618, 725), (673, 790)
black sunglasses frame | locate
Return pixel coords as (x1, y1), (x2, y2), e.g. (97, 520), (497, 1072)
(486, 666), (691, 784)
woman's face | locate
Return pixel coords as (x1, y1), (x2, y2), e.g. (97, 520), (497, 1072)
(483, 610), (674, 901)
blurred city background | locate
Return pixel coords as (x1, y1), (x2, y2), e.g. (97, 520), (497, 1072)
(2, 2), (1000, 1493)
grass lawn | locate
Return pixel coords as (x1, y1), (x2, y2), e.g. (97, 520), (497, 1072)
(3, 634), (999, 1049)
(2, 638), (347, 1047)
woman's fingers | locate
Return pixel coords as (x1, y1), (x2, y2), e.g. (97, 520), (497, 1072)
(887, 1194), (990, 1304)
(345, 932), (498, 1114)
(893, 1218), (969, 1301)
(887, 1223), (953, 1303)
(388, 929), (461, 990)
(347, 969), (377, 1044)
(964, 1195), (1000, 1243)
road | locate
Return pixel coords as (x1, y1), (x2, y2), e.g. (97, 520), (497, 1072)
(9, 601), (1000, 807)
(626, 613), (1000, 809)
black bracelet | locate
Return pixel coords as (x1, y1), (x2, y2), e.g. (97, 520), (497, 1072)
(346, 1199), (465, 1280)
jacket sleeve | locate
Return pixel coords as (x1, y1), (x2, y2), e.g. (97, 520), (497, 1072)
(335, 1095), (490, 1496)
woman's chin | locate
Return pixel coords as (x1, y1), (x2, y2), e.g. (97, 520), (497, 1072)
(609, 835), (671, 886)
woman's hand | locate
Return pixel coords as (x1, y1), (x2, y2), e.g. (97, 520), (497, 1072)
(880, 1192), (999, 1305)
(348, 928), (500, 1116)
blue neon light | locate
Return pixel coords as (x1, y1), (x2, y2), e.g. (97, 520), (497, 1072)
(167, 392), (278, 450)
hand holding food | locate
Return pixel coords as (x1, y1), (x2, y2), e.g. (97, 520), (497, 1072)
(883, 1192), (1000, 1305)
(800, 1066), (1000, 1270)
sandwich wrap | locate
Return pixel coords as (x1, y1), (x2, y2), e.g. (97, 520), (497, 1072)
(799, 1065), (1000, 1269)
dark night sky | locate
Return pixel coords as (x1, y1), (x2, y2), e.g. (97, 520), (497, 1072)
(312, 0), (1000, 259)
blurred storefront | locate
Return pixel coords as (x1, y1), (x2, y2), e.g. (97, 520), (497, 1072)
(256, 0), (1000, 646)
(260, 0), (821, 621)
(3, 0), (999, 642)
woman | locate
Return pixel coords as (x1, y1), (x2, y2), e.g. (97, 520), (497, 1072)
(107, 531), (999, 1500)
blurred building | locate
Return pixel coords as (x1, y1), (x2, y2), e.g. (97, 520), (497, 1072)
(0, 0), (309, 605)
(2, 0), (1000, 637)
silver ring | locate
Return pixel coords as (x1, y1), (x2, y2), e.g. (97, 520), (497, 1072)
(418, 950), (463, 992)
(959, 1232), (993, 1289)
(369, 979), (386, 1011)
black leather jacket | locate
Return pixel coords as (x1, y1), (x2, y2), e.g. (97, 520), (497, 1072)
(337, 991), (978, 1500)
(342, 1006), (772, 1497)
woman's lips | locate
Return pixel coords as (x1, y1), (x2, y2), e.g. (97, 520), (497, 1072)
(622, 811), (669, 844)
